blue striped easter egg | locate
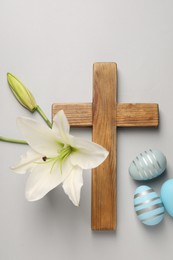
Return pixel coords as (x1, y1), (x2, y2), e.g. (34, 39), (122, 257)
(134, 186), (165, 226)
(129, 149), (167, 181)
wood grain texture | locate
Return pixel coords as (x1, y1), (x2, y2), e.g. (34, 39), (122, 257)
(52, 103), (159, 127)
(92, 63), (117, 230)
(116, 103), (159, 127)
(52, 103), (92, 126)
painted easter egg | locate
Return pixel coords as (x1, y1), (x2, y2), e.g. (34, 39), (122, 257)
(129, 149), (167, 181)
(134, 185), (165, 225)
(160, 179), (173, 217)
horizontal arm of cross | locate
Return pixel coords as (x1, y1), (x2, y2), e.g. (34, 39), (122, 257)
(52, 103), (159, 127)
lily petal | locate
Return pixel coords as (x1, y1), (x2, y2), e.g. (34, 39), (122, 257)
(25, 157), (73, 201)
(52, 110), (73, 145)
(11, 149), (42, 174)
(17, 117), (61, 157)
(70, 138), (109, 169)
(62, 166), (83, 206)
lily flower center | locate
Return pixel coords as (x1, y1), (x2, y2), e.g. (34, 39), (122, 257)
(58, 145), (74, 162)
(41, 145), (77, 173)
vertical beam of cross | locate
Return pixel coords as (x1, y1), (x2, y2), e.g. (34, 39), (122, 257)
(92, 63), (116, 230)
(52, 62), (159, 231)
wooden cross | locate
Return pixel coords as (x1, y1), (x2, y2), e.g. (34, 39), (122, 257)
(52, 63), (159, 231)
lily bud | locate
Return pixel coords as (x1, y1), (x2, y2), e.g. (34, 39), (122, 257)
(7, 73), (37, 112)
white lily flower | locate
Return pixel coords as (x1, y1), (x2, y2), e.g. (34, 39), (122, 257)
(11, 110), (109, 206)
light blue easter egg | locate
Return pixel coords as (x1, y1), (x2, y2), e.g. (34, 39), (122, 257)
(129, 149), (167, 181)
(160, 179), (173, 217)
(134, 185), (165, 225)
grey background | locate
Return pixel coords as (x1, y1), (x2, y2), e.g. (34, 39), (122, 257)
(0, 0), (173, 259)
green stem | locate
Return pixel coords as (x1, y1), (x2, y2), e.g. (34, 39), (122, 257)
(36, 106), (52, 128)
(0, 136), (28, 144)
